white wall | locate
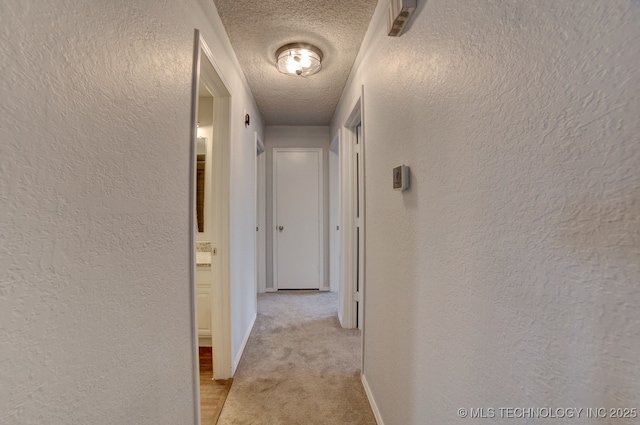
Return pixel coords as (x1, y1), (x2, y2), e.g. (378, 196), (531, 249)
(265, 126), (331, 290)
(0, 0), (263, 423)
(229, 83), (262, 370)
(332, 1), (640, 424)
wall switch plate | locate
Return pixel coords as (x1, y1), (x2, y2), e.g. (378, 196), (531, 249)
(393, 164), (409, 191)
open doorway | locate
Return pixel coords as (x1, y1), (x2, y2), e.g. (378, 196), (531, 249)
(189, 30), (234, 424)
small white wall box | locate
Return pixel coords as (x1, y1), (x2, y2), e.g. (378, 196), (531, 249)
(387, 0), (417, 37)
(393, 165), (410, 191)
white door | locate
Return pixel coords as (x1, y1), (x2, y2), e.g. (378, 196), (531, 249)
(273, 148), (322, 289)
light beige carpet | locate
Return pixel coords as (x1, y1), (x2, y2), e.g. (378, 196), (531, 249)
(217, 291), (377, 425)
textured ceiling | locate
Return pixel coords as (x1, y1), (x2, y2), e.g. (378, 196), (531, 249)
(212, 0), (378, 125)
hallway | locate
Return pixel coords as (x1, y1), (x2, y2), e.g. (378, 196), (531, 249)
(217, 291), (376, 425)
(3, 1), (639, 424)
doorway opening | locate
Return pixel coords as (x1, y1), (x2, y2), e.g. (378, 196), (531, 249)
(189, 30), (233, 424)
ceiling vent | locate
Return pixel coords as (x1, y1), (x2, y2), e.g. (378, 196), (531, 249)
(387, 0), (417, 37)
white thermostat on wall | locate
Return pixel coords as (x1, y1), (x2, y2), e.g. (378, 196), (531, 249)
(393, 164), (409, 191)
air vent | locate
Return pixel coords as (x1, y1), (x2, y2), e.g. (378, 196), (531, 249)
(387, 0), (417, 37)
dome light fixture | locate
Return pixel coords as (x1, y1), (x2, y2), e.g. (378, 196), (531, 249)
(275, 43), (323, 77)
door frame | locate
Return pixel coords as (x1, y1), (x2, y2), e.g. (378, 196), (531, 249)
(329, 135), (340, 295)
(190, 32), (233, 384)
(272, 147), (324, 291)
(255, 132), (266, 294)
(339, 88), (366, 340)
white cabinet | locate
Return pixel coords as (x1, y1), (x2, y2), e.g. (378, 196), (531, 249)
(196, 267), (212, 346)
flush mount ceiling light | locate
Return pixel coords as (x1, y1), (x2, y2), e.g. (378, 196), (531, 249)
(275, 43), (323, 77)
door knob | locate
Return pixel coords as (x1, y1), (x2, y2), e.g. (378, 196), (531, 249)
(278, 225), (284, 231)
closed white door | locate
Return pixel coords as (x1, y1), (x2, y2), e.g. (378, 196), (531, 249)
(273, 148), (322, 289)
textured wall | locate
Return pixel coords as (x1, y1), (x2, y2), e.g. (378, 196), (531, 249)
(265, 126), (331, 289)
(332, 1), (640, 424)
(0, 0), (263, 423)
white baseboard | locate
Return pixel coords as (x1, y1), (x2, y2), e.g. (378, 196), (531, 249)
(361, 374), (384, 425)
(232, 312), (257, 375)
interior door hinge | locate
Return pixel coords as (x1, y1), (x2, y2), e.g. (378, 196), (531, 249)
(353, 291), (361, 302)
(213, 248), (217, 255)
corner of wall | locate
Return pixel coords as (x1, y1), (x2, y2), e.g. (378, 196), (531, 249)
(361, 374), (384, 425)
(232, 311), (257, 375)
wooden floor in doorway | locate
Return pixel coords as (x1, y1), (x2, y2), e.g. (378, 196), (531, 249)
(199, 347), (233, 424)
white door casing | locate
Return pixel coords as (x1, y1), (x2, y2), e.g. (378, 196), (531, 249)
(273, 148), (323, 290)
(329, 136), (340, 294)
(355, 123), (364, 330)
(339, 91), (365, 336)
(190, 33), (233, 382)
(256, 133), (267, 294)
